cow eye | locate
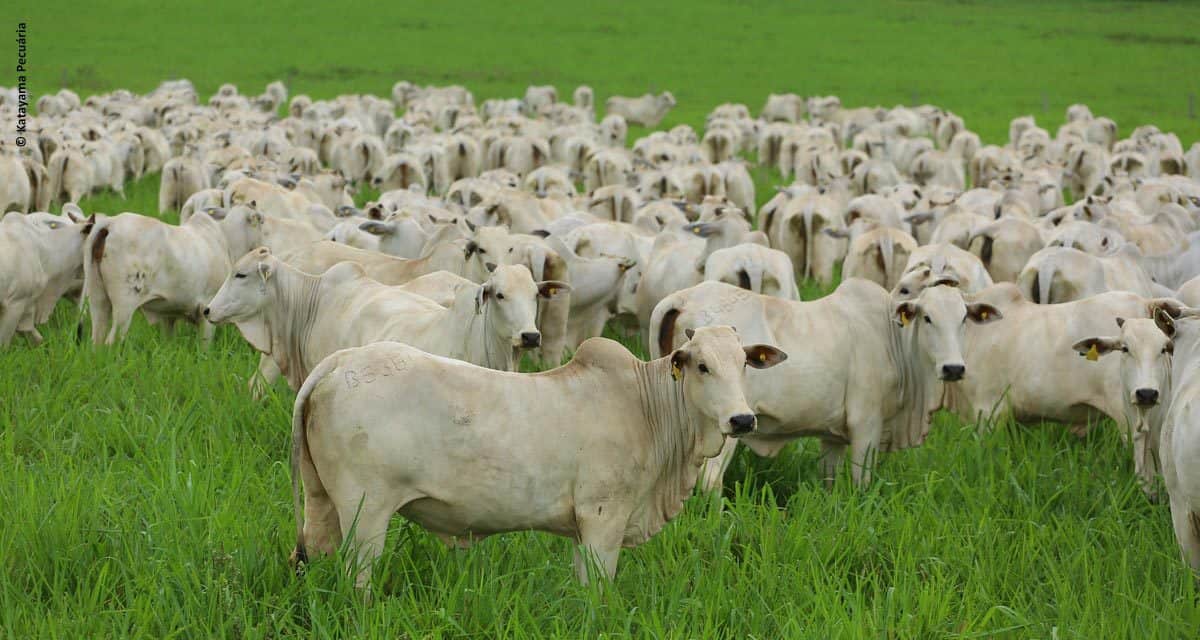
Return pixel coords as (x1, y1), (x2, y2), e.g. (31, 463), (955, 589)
(234, 273), (247, 279)
(477, 248), (487, 254)
(923, 315), (932, 324)
(1120, 346), (1129, 353)
(508, 247), (513, 253)
(899, 287), (909, 295)
(697, 363), (709, 374)
(495, 292), (505, 300)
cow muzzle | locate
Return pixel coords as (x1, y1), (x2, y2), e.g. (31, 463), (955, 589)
(519, 331), (541, 348)
(940, 363), (965, 382)
(728, 414), (756, 437)
(1134, 388), (1159, 407)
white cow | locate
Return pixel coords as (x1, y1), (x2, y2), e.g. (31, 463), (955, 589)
(1072, 311), (1179, 494)
(81, 210), (262, 344)
(287, 326), (785, 588)
(605, 92), (676, 128)
(1160, 311), (1200, 570)
(651, 280), (1001, 489)
(702, 244), (798, 300)
(205, 248), (568, 391)
(1017, 245), (1161, 304)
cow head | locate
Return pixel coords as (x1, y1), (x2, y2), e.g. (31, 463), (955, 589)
(1073, 309), (1178, 413)
(474, 264), (569, 349)
(894, 284), (1002, 381)
(669, 326), (786, 439)
(205, 247), (276, 327)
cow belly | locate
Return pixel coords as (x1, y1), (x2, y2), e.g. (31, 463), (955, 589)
(398, 485), (578, 539)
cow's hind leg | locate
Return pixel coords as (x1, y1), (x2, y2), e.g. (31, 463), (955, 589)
(335, 493), (394, 592)
(105, 300), (141, 345)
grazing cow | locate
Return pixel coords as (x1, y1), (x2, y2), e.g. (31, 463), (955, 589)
(605, 92), (676, 128)
(1072, 311), (1179, 495)
(651, 280), (1001, 488)
(288, 326), (785, 588)
(205, 248), (568, 391)
(81, 210), (262, 344)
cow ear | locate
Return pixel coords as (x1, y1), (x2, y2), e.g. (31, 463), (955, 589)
(359, 221), (394, 236)
(821, 227), (850, 239)
(1154, 308), (1177, 338)
(684, 222), (717, 238)
(670, 349), (689, 381)
(966, 303), (1002, 324)
(1071, 337), (1121, 361)
(1149, 298), (1185, 320)
(745, 344), (787, 369)
(894, 301), (919, 327)
(537, 281), (570, 298)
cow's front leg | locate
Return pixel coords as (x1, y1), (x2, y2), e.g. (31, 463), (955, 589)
(848, 419), (882, 487)
(573, 507), (626, 585)
(819, 439), (846, 490)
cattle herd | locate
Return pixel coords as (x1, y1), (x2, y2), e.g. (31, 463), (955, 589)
(3, 78), (1200, 591)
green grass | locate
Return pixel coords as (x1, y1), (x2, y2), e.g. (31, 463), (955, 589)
(6, 1), (1200, 637)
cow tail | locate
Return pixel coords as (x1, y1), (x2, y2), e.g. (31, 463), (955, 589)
(80, 221), (111, 343)
(802, 203), (815, 281)
(879, 232), (896, 287)
(290, 354), (339, 567)
(1037, 261), (1056, 305)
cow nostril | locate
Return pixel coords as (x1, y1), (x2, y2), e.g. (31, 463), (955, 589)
(941, 364), (965, 381)
(203, 307), (211, 317)
(520, 332), (541, 348)
(485, 262), (497, 272)
(729, 414), (756, 435)
(1135, 388), (1159, 405)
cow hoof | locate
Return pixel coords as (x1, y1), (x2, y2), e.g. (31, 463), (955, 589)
(289, 546), (308, 575)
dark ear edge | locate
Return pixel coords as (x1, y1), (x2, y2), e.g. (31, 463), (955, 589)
(1154, 307), (1177, 338)
(1071, 336), (1121, 358)
(745, 344), (787, 369)
(966, 303), (1002, 324)
(670, 349), (690, 380)
(537, 280), (571, 298)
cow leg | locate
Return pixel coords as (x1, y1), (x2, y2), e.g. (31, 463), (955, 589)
(1168, 497), (1200, 571)
(250, 356), (282, 400)
(0, 304), (21, 347)
(819, 440), (847, 490)
(336, 495), (394, 591)
(573, 510), (625, 585)
(699, 437), (739, 495)
(848, 420), (883, 487)
(20, 327), (44, 347)
(106, 303), (139, 344)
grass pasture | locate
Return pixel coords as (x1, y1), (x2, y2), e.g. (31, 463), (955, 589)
(5, 1), (1200, 637)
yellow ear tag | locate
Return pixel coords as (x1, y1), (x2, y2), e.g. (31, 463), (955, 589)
(980, 310), (988, 320)
(759, 352), (767, 362)
(691, 226), (703, 235)
(1086, 344), (1099, 362)
(671, 363), (681, 380)
(900, 312), (910, 327)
